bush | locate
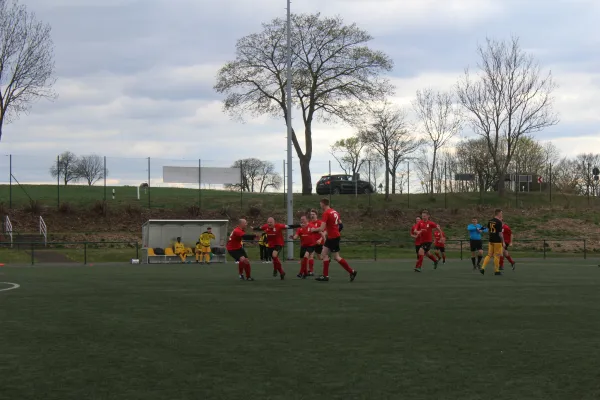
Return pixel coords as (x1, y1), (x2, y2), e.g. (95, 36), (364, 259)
(247, 204), (261, 218)
(0, 202), (6, 216)
(24, 200), (42, 214)
(125, 204), (141, 216)
(59, 202), (74, 214)
(92, 200), (107, 216)
(187, 205), (200, 216)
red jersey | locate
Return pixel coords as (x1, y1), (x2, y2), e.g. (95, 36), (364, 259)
(411, 223), (422, 245)
(321, 208), (341, 239)
(226, 227), (246, 251)
(502, 224), (512, 244)
(417, 220), (438, 243)
(260, 223), (287, 247)
(297, 226), (317, 247)
(434, 231), (446, 247)
(309, 220), (323, 244)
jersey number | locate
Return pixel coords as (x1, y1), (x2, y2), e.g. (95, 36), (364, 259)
(332, 212), (339, 224)
(489, 224), (496, 233)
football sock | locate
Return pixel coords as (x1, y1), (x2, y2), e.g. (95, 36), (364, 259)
(507, 255), (515, 264)
(499, 257), (504, 267)
(273, 257), (284, 274)
(323, 260), (330, 277)
(338, 258), (353, 273)
(300, 258), (308, 275)
(238, 263), (244, 275)
(471, 257), (476, 266)
(417, 255), (424, 268)
(494, 256), (500, 273)
(481, 255), (491, 269)
(427, 254), (437, 262)
(442, 254), (446, 262)
(244, 260), (252, 278)
(308, 259), (314, 272)
(204, 253), (210, 263)
(477, 255), (483, 265)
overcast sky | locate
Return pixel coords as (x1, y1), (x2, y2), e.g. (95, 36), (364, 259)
(1, 0), (599, 190)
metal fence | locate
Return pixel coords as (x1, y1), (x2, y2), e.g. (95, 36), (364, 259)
(1, 154), (599, 211)
(0, 238), (597, 266)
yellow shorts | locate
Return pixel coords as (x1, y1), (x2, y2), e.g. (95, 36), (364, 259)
(488, 243), (503, 256)
(200, 246), (211, 253)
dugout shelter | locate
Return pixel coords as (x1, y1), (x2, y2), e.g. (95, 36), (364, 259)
(142, 219), (229, 264)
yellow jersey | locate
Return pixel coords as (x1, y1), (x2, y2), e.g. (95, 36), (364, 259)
(174, 242), (185, 253)
(199, 232), (216, 247)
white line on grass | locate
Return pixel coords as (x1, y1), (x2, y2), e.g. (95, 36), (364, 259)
(0, 282), (20, 292)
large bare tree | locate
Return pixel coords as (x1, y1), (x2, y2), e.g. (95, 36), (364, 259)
(456, 36), (559, 196)
(0, 0), (56, 141)
(229, 158), (282, 193)
(75, 155), (105, 186)
(215, 13), (393, 194)
(412, 89), (462, 194)
(359, 103), (422, 199)
(330, 136), (366, 178)
(49, 151), (79, 186)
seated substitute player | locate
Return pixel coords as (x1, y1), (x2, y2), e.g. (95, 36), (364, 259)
(194, 241), (203, 263)
(500, 220), (516, 271)
(174, 237), (187, 263)
(410, 216), (422, 259)
(226, 219), (259, 281)
(467, 218), (487, 270)
(289, 215), (322, 279)
(198, 227), (216, 264)
(253, 217), (300, 280)
(310, 198), (357, 282)
(434, 229), (447, 264)
(414, 210), (443, 272)
(480, 209), (504, 276)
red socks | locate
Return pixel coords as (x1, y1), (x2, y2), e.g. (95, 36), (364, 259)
(308, 259), (314, 273)
(299, 258), (308, 275)
(506, 255), (515, 264)
(416, 255), (424, 268)
(273, 257), (284, 275)
(238, 263), (244, 275)
(338, 258), (353, 273)
(323, 260), (330, 277)
(427, 254), (437, 262)
(243, 259), (251, 278)
(442, 254), (446, 262)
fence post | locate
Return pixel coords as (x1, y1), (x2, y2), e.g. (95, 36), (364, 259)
(136, 242), (139, 259)
(31, 242), (34, 265)
(9, 154), (12, 209)
(543, 240), (546, 259)
(460, 240), (463, 260)
(57, 155), (60, 208)
(584, 239), (587, 259)
(147, 157), (151, 209)
(373, 243), (377, 261)
(84, 242), (87, 265)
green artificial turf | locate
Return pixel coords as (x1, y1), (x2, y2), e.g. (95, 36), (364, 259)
(1, 260), (600, 400)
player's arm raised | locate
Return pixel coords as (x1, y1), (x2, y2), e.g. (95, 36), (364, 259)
(311, 221), (327, 233)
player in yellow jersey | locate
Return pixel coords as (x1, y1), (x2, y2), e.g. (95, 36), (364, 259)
(480, 209), (504, 276)
(194, 241), (203, 263)
(199, 227), (216, 264)
(174, 237), (187, 263)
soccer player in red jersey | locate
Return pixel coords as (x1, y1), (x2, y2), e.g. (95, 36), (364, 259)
(414, 210), (444, 272)
(226, 219), (259, 281)
(310, 198), (357, 282)
(434, 230), (447, 264)
(410, 216), (422, 259)
(500, 221), (516, 271)
(289, 215), (322, 278)
(308, 210), (325, 274)
(254, 217), (300, 280)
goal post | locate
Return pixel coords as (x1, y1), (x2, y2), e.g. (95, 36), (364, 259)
(141, 219), (229, 264)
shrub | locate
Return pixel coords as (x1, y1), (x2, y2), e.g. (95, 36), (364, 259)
(59, 202), (74, 214)
(92, 200), (107, 216)
(125, 204), (141, 216)
(0, 202), (6, 216)
(187, 205), (200, 216)
(247, 205), (261, 218)
(24, 200), (42, 214)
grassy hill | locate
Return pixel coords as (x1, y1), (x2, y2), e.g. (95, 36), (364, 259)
(1, 184), (600, 261)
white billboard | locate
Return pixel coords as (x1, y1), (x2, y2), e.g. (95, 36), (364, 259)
(163, 166), (241, 185)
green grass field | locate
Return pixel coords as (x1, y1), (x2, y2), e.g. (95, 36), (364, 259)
(1, 260), (600, 400)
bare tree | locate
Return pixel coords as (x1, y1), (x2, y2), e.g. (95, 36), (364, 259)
(412, 89), (462, 194)
(75, 155), (105, 186)
(359, 103), (422, 199)
(215, 13), (393, 194)
(0, 0), (56, 142)
(455, 137), (498, 193)
(49, 151), (79, 186)
(330, 136), (366, 178)
(456, 36), (559, 196)
(363, 150), (384, 193)
(257, 161), (282, 192)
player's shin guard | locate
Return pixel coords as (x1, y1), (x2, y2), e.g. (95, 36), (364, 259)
(338, 258), (353, 273)
(308, 259), (314, 272)
(323, 260), (330, 277)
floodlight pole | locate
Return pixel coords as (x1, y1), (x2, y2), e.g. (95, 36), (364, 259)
(285, 0), (294, 260)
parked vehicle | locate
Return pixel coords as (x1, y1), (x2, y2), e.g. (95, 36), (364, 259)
(315, 174), (374, 195)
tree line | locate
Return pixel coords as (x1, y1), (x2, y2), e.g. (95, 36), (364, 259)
(215, 14), (561, 198)
(49, 152), (107, 186)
